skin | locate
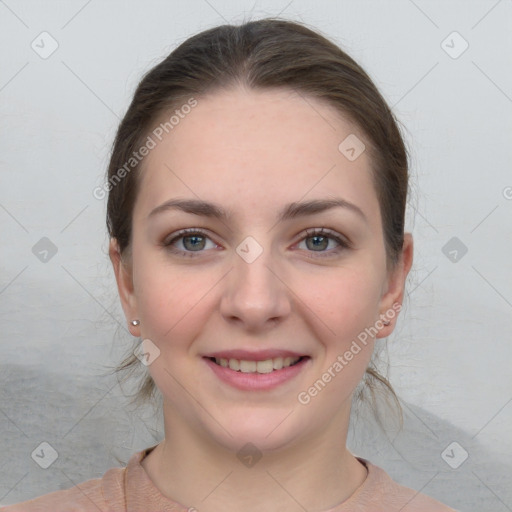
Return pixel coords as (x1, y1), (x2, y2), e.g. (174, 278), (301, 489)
(110, 85), (413, 512)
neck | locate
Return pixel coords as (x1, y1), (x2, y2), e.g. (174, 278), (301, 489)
(141, 402), (368, 512)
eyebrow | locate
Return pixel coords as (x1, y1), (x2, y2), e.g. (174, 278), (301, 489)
(148, 197), (367, 224)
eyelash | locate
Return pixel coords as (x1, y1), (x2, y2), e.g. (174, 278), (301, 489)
(163, 227), (351, 259)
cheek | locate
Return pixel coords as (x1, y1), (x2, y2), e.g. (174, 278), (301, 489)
(296, 270), (380, 404)
(131, 250), (217, 348)
(298, 264), (383, 346)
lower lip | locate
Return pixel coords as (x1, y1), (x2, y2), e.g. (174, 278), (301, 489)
(203, 357), (310, 391)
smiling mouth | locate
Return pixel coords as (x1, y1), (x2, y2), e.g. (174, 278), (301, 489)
(206, 356), (308, 374)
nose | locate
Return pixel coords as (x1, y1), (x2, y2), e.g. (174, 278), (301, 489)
(219, 242), (291, 332)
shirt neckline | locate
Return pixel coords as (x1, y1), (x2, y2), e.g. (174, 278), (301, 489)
(126, 444), (375, 511)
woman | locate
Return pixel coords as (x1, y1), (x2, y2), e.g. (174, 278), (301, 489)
(2, 17), (458, 512)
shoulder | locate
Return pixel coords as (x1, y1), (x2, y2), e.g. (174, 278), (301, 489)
(350, 457), (460, 512)
(0, 466), (126, 512)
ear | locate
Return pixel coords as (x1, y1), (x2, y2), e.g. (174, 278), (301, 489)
(375, 232), (414, 339)
(109, 238), (140, 337)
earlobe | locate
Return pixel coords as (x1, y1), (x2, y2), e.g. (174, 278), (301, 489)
(109, 239), (139, 335)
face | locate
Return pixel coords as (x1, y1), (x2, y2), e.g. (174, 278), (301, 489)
(111, 86), (412, 453)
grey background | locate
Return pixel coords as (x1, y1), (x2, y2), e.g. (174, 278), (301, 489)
(1, 0), (511, 510)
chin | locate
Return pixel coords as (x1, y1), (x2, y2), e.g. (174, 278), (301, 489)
(204, 408), (303, 454)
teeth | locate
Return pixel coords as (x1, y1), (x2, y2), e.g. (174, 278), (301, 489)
(240, 360), (257, 373)
(213, 356), (302, 373)
(272, 357), (284, 370)
(256, 360), (273, 373)
(228, 358), (239, 371)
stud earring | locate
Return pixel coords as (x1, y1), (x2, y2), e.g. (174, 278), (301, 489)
(131, 320), (140, 326)
(382, 320), (391, 326)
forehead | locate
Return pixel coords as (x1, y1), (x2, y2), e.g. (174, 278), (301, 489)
(135, 86), (381, 229)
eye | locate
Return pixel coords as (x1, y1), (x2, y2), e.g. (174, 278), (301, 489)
(163, 228), (219, 257)
(295, 228), (351, 258)
(162, 227), (351, 259)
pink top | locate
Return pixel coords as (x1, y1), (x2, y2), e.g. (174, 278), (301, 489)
(1, 445), (458, 512)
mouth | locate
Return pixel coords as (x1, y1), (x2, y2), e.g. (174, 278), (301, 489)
(206, 355), (308, 374)
(202, 349), (311, 391)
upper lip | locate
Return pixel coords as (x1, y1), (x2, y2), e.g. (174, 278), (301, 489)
(203, 349), (308, 361)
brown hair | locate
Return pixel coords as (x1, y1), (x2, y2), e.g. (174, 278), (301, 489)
(106, 17), (409, 429)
